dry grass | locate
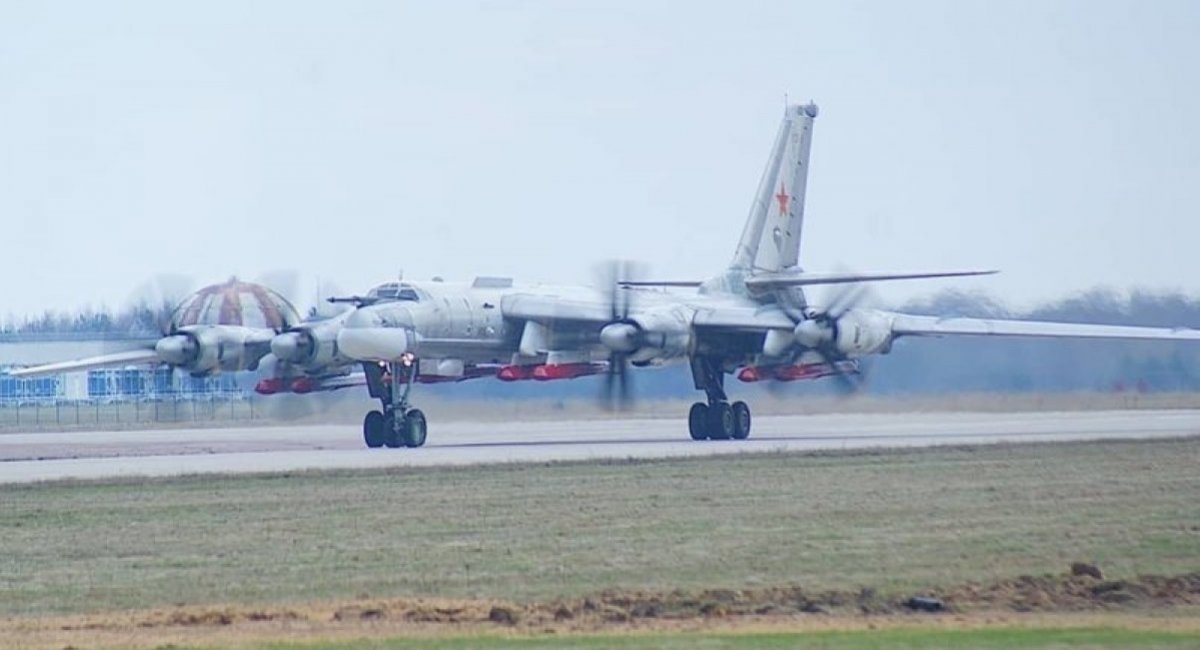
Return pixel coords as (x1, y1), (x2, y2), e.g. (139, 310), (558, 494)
(2, 438), (1198, 619)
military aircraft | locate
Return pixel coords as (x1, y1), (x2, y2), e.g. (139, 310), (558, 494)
(9, 278), (364, 395)
(334, 102), (1200, 449)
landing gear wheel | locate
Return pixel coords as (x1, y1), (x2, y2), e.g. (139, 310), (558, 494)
(402, 409), (428, 448)
(731, 401), (751, 440)
(363, 410), (385, 448)
(383, 411), (403, 448)
(688, 402), (710, 441)
(708, 401), (735, 440)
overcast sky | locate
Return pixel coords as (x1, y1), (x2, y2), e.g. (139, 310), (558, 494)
(2, 0), (1199, 319)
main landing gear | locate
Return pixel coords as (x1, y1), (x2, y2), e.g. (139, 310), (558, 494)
(363, 356), (428, 449)
(687, 356), (752, 441)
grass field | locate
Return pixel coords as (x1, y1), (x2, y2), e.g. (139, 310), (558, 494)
(0, 438), (1195, 650)
(3, 437), (1198, 615)
(184, 627), (1200, 649)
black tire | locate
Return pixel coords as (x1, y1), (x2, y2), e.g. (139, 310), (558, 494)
(708, 401), (735, 440)
(731, 401), (751, 440)
(403, 409), (428, 448)
(363, 410), (385, 448)
(688, 402), (709, 440)
(383, 411), (403, 448)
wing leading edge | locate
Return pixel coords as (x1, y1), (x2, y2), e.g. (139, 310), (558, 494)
(7, 348), (161, 378)
(890, 313), (1200, 342)
(621, 269), (997, 290)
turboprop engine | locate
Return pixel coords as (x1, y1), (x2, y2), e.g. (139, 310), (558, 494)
(599, 305), (694, 363)
(792, 308), (894, 358)
(154, 325), (268, 375)
(270, 313), (351, 371)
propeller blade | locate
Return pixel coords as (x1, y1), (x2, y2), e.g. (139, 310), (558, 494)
(812, 348), (866, 396)
(616, 359), (632, 409)
(128, 273), (196, 335)
(257, 269), (303, 320)
(601, 354), (634, 411)
(603, 357), (617, 407)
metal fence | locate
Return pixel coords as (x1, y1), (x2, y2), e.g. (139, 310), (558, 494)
(0, 365), (266, 428)
(0, 397), (259, 428)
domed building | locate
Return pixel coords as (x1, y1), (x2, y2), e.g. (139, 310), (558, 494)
(170, 278), (300, 332)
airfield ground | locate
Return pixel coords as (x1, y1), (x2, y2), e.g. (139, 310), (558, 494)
(5, 391), (1200, 433)
(1, 435), (1198, 648)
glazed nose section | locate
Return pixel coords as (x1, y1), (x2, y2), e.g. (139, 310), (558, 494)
(337, 308), (412, 361)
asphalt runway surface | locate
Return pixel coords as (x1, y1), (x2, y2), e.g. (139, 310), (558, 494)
(2, 409), (1198, 484)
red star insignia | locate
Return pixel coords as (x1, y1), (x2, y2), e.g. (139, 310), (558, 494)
(774, 182), (790, 216)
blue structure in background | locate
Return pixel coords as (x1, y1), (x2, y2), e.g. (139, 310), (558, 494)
(0, 374), (59, 403)
(1, 367), (245, 404)
(85, 368), (242, 400)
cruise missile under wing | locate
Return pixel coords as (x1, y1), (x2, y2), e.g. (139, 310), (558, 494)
(889, 313), (1200, 342)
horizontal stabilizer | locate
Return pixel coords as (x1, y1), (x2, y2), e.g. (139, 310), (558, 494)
(744, 269), (998, 289)
(6, 348), (160, 378)
(618, 281), (704, 288)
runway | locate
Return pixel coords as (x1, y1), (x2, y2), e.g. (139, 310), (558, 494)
(1, 409), (1198, 484)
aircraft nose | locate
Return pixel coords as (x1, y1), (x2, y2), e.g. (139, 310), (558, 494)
(337, 308), (413, 361)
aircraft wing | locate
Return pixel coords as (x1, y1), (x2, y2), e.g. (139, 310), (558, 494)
(744, 269), (997, 289)
(691, 306), (794, 330)
(890, 313), (1200, 342)
(621, 269), (998, 289)
(504, 294), (800, 331)
(502, 294), (613, 324)
(7, 348), (160, 378)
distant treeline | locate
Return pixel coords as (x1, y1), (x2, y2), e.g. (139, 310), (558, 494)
(870, 288), (1200, 395)
(1, 301), (170, 335)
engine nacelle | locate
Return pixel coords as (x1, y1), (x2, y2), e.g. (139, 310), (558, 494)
(601, 306), (694, 363)
(157, 325), (266, 375)
(793, 308), (894, 358)
(272, 318), (348, 371)
(830, 309), (893, 357)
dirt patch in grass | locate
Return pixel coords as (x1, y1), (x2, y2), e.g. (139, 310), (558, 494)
(4, 569), (1199, 649)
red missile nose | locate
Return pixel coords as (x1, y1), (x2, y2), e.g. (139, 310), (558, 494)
(737, 367), (763, 383)
(255, 378), (284, 395)
(290, 377), (317, 394)
(497, 365), (532, 381)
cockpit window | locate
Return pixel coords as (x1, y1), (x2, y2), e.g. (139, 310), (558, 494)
(366, 283), (421, 302)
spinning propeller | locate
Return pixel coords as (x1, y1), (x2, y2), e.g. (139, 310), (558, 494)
(786, 276), (876, 395)
(598, 260), (641, 410)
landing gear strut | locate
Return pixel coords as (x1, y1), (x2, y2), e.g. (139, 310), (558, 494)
(687, 356), (751, 441)
(362, 356), (428, 449)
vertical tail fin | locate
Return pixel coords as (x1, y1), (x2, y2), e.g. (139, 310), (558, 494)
(729, 103), (818, 274)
